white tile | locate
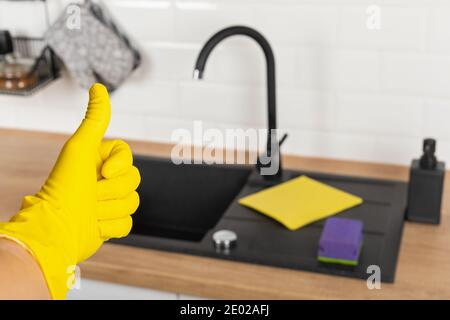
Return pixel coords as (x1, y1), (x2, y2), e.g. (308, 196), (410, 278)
(143, 115), (198, 143)
(178, 82), (266, 126)
(174, 1), (255, 43)
(336, 93), (423, 137)
(10, 79), (84, 134)
(0, 1), (48, 37)
(380, 53), (450, 98)
(283, 129), (420, 165)
(122, 115), (252, 147)
(106, 0), (176, 42)
(332, 50), (380, 91)
(278, 89), (336, 131)
(253, 4), (338, 46)
(110, 79), (179, 117)
(13, 104), (80, 134)
(33, 78), (87, 112)
(294, 48), (335, 90)
(339, 5), (427, 51)
(106, 112), (148, 140)
(423, 98), (450, 140)
(428, 6), (450, 53)
(296, 49), (380, 91)
(139, 43), (199, 82)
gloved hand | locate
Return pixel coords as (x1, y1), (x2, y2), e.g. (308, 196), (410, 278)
(0, 83), (140, 299)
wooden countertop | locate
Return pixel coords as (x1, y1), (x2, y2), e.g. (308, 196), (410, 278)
(1, 128), (449, 299)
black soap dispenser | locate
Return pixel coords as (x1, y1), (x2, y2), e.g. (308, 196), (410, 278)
(406, 138), (445, 224)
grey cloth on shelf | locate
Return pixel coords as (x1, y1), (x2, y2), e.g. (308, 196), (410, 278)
(45, 2), (140, 91)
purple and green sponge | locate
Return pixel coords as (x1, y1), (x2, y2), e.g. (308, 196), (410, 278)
(318, 217), (363, 266)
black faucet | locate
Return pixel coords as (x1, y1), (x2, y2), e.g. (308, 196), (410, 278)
(193, 25), (286, 180)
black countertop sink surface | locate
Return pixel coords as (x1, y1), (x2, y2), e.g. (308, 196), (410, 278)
(112, 155), (407, 283)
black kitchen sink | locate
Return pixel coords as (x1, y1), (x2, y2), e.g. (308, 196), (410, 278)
(112, 155), (407, 283)
(130, 155), (251, 241)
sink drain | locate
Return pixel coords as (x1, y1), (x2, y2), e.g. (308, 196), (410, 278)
(212, 230), (237, 253)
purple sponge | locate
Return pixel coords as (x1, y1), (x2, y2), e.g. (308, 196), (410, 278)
(318, 217), (363, 266)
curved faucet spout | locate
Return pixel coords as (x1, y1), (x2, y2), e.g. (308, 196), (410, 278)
(193, 26), (282, 179)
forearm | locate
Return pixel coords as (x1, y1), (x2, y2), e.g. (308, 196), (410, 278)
(0, 238), (50, 299)
(0, 84), (138, 299)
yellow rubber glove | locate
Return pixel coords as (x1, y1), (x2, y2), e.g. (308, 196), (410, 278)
(0, 83), (140, 299)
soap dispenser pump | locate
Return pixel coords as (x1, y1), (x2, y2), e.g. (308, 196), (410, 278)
(406, 138), (445, 224)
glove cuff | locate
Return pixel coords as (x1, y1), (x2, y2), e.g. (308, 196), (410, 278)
(0, 200), (77, 299)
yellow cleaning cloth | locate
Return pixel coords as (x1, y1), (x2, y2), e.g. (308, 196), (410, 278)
(239, 175), (363, 230)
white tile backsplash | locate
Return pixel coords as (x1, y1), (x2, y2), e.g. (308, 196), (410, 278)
(278, 89), (336, 131)
(339, 5), (427, 51)
(109, 0), (176, 42)
(174, 1), (254, 43)
(331, 50), (381, 91)
(0, 1), (48, 37)
(178, 82), (266, 126)
(380, 53), (450, 98)
(111, 80), (180, 117)
(252, 4), (339, 47)
(423, 98), (450, 141)
(2, 0), (450, 165)
(336, 93), (423, 136)
(295, 48), (380, 92)
(428, 6), (450, 54)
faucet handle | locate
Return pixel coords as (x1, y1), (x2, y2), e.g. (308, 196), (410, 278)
(278, 133), (288, 148)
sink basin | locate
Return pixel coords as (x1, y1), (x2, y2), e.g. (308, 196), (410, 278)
(130, 155), (252, 241)
(114, 155), (407, 283)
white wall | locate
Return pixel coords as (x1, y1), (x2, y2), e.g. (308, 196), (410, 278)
(1, 0), (450, 165)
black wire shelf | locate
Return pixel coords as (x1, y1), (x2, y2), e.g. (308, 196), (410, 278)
(0, 0), (61, 96)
